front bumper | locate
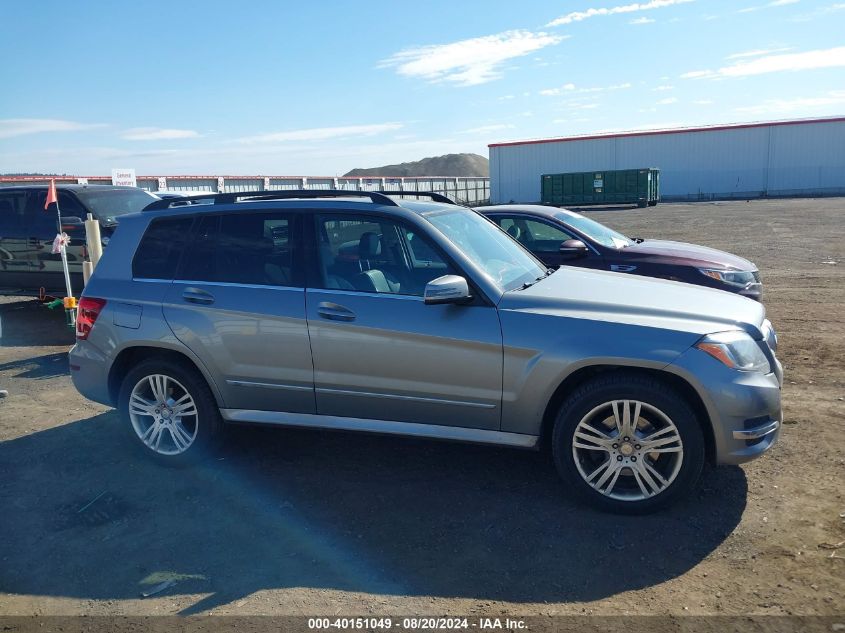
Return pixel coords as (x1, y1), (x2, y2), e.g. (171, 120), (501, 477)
(668, 348), (782, 465)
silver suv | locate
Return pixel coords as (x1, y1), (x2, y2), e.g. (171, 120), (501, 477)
(69, 190), (782, 513)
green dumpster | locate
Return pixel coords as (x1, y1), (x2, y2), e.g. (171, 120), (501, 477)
(541, 168), (660, 208)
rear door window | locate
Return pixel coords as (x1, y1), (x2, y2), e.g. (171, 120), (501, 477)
(179, 212), (299, 287)
(132, 216), (195, 279)
(0, 191), (29, 235)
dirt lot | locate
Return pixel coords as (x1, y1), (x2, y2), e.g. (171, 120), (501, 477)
(0, 197), (843, 619)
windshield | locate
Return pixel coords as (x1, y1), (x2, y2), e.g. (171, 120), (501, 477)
(75, 188), (158, 223)
(560, 212), (632, 248)
(425, 209), (547, 292)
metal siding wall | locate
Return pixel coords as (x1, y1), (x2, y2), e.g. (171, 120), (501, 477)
(768, 121), (845, 192)
(491, 120), (845, 203)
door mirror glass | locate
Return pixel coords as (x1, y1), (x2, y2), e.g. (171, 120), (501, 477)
(424, 275), (471, 305)
(559, 239), (589, 258)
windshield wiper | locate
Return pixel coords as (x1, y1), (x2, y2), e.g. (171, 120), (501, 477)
(630, 236), (645, 244)
(520, 268), (555, 290)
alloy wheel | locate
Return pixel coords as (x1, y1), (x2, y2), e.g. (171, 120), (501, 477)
(571, 399), (684, 501)
(128, 374), (199, 455)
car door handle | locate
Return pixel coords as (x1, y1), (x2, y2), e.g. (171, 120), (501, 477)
(317, 302), (356, 322)
(182, 288), (215, 305)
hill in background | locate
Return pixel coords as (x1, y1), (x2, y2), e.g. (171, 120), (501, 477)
(344, 153), (489, 178)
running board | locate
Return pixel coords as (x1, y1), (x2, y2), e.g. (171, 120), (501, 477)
(220, 409), (539, 449)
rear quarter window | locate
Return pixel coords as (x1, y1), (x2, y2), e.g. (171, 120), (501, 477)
(132, 216), (194, 279)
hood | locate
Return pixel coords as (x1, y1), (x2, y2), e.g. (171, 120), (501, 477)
(499, 266), (766, 337)
(623, 239), (755, 271)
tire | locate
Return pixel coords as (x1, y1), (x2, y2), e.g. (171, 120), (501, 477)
(118, 357), (222, 466)
(552, 371), (705, 514)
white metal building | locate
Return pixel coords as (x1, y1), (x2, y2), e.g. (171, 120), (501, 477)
(489, 116), (845, 204)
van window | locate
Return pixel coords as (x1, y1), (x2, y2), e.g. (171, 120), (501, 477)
(0, 191), (29, 234)
(132, 217), (194, 279)
(179, 212), (298, 287)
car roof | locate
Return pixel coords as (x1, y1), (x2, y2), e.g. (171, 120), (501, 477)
(477, 204), (583, 221)
(141, 194), (464, 218)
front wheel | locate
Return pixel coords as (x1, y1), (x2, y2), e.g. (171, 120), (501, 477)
(118, 358), (222, 465)
(552, 372), (705, 514)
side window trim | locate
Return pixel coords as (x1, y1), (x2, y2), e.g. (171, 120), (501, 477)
(173, 210), (304, 288)
(312, 212), (457, 298)
(132, 215), (196, 280)
(309, 211), (493, 305)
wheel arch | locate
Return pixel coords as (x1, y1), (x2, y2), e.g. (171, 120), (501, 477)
(540, 364), (716, 463)
(108, 344), (225, 408)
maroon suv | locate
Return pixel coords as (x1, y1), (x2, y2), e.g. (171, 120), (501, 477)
(478, 204), (762, 300)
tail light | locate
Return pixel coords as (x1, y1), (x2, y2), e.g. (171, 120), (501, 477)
(76, 297), (107, 340)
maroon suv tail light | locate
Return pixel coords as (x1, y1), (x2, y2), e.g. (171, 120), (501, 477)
(76, 297), (107, 340)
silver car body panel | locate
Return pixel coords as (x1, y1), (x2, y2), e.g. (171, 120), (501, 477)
(221, 409), (538, 448)
(305, 288), (503, 429)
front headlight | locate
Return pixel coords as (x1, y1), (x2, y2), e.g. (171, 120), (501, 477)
(695, 330), (771, 373)
(698, 268), (757, 287)
(760, 318), (778, 353)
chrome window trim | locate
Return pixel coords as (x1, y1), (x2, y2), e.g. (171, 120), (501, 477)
(132, 277), (303, 291)
(306, 288), (424, 302)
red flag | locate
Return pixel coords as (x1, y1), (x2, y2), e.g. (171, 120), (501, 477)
(45, 179), (57, 210)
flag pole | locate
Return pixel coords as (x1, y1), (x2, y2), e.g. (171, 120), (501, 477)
(48, 179), (76, 326)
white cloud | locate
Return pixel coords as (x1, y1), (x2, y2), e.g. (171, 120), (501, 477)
(653, 84), (674, 90)
(460, 123), (516, 134)
(681, 46), (845, 78)
(693, 99), (715, 105)
(737, 0), (799, 12)
(630, 16), (656, 23)
(237, 123), (403, 144)
(379, 30), (565, 86)
(790, 3), (845, 21)
(121, 127), (201, 141)
(656, 97), (679, 104)
(547, 0), (693, 26)
(735, 90), (845, 114)
(539, 82), (631, 96)
(498, 94), (516, 100)
(725, 47), (793, 59)
(539, 83), (576, 96)
(0, 118), (106, 140)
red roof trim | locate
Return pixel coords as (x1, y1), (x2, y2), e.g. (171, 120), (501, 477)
(0, 175), (485, 182)
(488, 116), (845, 148)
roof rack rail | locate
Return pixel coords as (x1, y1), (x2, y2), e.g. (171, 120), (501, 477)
(143, 189), (399, 211)
(377, 191), (457, 205)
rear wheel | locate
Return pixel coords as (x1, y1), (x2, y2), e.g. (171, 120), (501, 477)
(118, 358), (222, 465)
(552, 372), (705, 514)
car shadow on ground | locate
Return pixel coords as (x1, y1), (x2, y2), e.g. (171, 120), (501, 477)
(0, 411), (747, 614)
(0, 298), (76, 347)
(0, 352), (69, 379)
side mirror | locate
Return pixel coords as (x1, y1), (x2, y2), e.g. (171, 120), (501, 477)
(61, 216), (84, 230)
(559, 239), (589, 258)
(424, 275), (472, 305)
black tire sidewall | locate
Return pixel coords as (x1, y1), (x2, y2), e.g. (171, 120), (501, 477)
(118, 358), (221, 466)
(553, 373), (705, 514)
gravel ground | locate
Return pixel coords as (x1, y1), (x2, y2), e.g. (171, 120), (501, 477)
(0, 197), (843, 619)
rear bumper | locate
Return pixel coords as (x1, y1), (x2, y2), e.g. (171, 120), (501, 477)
(69, 341), (113, 406)
(668, 348), (782, 465)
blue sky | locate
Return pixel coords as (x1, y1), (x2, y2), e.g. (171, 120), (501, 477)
(1, 0), (843, 175)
